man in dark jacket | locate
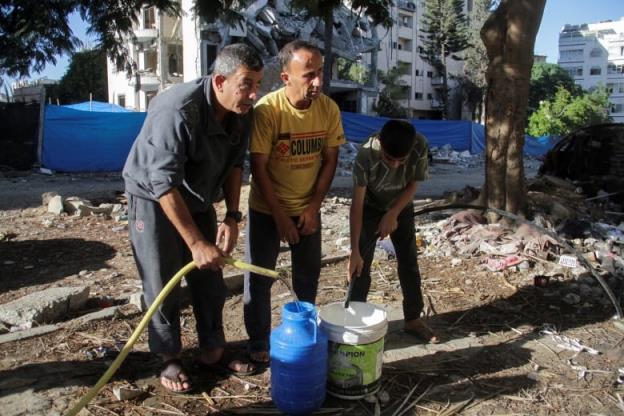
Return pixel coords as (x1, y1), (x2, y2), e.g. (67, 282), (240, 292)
(123, 43), (263, 393)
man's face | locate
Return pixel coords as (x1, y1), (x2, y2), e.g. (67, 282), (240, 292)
(217, 66), (263, 114)
(281, 49), (323, 104)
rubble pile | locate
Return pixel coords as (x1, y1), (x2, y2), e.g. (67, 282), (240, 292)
(415, 175), (623, 303)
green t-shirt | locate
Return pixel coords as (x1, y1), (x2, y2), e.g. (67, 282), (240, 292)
(352, 133), (429, 211)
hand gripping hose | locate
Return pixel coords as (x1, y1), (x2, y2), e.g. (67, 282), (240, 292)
(65, 257), (278, 416)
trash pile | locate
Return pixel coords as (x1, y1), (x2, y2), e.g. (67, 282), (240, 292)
(412, 175), (623, 298)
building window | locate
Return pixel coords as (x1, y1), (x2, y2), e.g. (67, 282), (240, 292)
(118, 95), (126, 108)
(415, 69), (420, 76)
(400, 15), (413, 27)
(590, 48), (602, 58)
(143, 7), (156, 29)
(414, 92), (423, 99)
(560, 49), (583, 61)
(427, 93), (433, 99)
(608, 83), (624, 94)
(565, 66), (583, 77)
(590, 66), (601, 75)
(621, 46), (624, 56)
(611, 103), (623, 113)
(426, 71), (433, 78)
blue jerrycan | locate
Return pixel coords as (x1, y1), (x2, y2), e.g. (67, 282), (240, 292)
(270, 301), (328, 415)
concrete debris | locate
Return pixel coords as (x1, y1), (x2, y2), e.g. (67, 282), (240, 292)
(113, 385), (144, 401)
(202, 0), (379, 63)
(41, 191), (59, 206)
(0, 286), (89, 327)
(47, 195), (64, 215)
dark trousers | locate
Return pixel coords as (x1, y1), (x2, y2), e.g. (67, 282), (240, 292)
(128, 194), (227, 355)
(243, 208), (321, 353)
(350, 203), (424, 321)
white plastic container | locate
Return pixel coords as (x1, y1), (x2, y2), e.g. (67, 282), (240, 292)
(318, 301), (388, 399)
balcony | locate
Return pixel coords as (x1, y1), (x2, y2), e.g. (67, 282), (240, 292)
(431, 77), (444, 86)
(431, 99), (443, 108)
(135, 28), (158, 43)
(129, 71), (160, 91)
(397, 1), (416, 12)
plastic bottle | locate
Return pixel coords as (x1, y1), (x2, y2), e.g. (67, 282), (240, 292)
(270, 301), (328, 415)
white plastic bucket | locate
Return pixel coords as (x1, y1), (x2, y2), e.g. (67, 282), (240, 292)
(318, 301), (388, 399)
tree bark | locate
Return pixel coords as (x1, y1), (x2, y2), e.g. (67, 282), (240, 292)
(322, 7), (334, 95)
(481, 0), (546, 217)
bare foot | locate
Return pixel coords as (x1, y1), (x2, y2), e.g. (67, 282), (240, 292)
(404, 318), (440, 344)
(200, 347), (256, 374)
(160, 356), (192, 393)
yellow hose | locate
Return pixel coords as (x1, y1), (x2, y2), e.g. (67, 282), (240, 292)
(65, 257), (279, 416)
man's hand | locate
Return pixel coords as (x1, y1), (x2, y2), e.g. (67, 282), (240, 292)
(348, 251), (363, 282)
(216, 217), (238, 255)
(276, 213), (300, 244)
(189, 240), (225, 271)
(297, 204), (319, 236)
(378, 211), (398, 239)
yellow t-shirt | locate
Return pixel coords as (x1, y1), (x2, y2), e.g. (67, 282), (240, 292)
(249, 87), (346, 215)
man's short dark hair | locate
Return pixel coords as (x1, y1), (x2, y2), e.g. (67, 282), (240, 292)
(379, 119), (417, 158)
(278, 40), (321, 71)
(213, 43), (264, 76)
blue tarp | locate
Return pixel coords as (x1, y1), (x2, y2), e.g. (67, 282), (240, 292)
(341, 111), (556, 157)
(42, 104), (557, 172)
(64, 101), (133, 112)
(42, 104), (146, 171)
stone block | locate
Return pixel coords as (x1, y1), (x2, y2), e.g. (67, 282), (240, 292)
(0, 286), (89, 326)
(47, 195), (64, 215)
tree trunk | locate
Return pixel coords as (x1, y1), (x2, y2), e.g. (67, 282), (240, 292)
(322, 8), (334, 95)
(481, 0), (545, 217)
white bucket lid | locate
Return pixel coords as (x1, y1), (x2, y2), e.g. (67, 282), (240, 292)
(319, 301), (388, 345)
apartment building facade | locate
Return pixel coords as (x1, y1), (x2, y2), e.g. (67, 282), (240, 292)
(107, 0), (469, 119)
(361, 0), (469, 119)
(558, 17), (624, 123)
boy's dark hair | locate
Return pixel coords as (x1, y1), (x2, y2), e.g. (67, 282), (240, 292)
(278, 40), (321, 71)
(379, 119), (416, 158)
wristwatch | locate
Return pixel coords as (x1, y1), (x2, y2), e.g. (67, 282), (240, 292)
(225, 210), (243, 223)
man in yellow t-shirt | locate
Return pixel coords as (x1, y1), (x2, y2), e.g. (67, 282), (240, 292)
(244, 40), (345, 364)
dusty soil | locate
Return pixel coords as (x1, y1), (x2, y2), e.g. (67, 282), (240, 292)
(1, 164), (623, 415)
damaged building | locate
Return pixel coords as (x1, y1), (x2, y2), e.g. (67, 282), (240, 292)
(107, 0), (468, 117)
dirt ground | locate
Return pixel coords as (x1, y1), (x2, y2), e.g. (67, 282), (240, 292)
(1, 163), (623, 415)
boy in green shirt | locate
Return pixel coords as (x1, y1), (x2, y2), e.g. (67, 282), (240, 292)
(348, 119), (438, 343)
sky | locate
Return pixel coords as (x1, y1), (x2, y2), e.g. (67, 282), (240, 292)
(535, 0), (624, 63)
(24, 0), (624, 81)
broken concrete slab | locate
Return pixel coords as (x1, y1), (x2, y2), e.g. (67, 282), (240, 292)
(0, 324), (59, 345)
(67, 306), (119, 326)
(0, 286), (89, 326)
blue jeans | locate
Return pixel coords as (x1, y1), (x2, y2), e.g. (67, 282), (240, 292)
(350, 203), (424, 321)
(243, 208), (321, 353)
